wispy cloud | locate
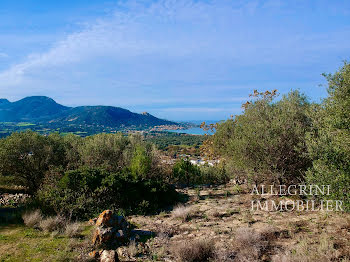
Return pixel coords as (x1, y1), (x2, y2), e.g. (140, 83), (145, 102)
(0, 0), (349, 119)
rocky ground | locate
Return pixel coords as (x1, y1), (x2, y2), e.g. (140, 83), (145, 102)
(1, 184), (349, 261)
(119, 184), (350, 261)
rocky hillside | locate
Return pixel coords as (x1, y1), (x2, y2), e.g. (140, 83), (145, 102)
(0, 96), (177, 128)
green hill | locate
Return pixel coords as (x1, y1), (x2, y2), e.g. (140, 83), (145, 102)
(0, 96), (177, 128)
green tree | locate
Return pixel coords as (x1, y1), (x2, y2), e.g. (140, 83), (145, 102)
(62, 133), (83, 170)
(173, 159), (201, 185)
(207, 90), (312, 184)
(0, 131), (66, 193)
(38, 167), (178, 219)
(77, 133), (130, 171)
(306, 62), (350, 210)
(130, 145), (152, 179)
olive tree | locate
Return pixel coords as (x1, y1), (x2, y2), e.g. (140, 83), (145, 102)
(0, 131), (66, 193)
(306, 62), (350, 211)
(207, 90), (312, 184)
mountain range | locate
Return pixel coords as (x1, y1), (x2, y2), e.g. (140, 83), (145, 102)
(0, 96), (177, 128)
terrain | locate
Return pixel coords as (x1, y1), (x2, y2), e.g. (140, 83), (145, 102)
(0, 64), (349, 261)
(129, 185), (350, 261)
(0, 96), (179, 136)
(1, 184), (349, 261)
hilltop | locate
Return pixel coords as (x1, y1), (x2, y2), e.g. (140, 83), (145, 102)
(0, 96), (177, 130)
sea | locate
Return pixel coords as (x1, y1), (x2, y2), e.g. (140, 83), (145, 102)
(165, 120), (220, 135)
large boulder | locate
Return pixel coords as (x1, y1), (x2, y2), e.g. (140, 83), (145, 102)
(100, 250), (118, 262)
(92, 210), (129, 246)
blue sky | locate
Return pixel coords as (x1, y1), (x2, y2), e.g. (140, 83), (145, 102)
(0, 0), (349, 121)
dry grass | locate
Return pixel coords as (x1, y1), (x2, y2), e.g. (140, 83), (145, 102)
(22, 209), (42, 228)
(172, 204), (193, 222)
(288, 220), (309, 236)
(209, 210), (222, 218)
(271, 234), (346, 262)
(128, 185), (350, 261)
(155, 224), (178, 239)
(215, 246), (237, 262)
(39, 215), (66, 233)
(65, 222), (83, 238)
(73, 238), (96, 262)
(0, 224), (95, 261)
(126, 240), (138, 257)
(214, 226), (281, 261)
(338, 217), (350, 231)
(260, 225), (285, 241)
(22, 211), (84, 238)
(271, 252), (292, 262)
(234, 227), (267, 262)
(16, 185), (349, 262)
(171, 239), (215, 262)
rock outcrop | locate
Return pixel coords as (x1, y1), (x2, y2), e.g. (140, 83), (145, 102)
(100, 250), (118, 262)
(88, 249), (119, 262)
(92, 210), (129, 246)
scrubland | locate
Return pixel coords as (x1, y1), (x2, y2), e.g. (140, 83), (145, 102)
(1, 184), (349, 261)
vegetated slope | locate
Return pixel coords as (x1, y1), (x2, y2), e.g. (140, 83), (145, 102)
(50, 106), (175, 127)
(0, 96), (69, 122)
(0, 96), (176, 128)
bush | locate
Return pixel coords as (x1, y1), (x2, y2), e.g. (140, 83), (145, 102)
(171, 204), (193, 222)
(271, 234), (345, 262)
(206, 90), (312, 184)
(198, 164), (229, 185)
(75, 133), (162, 178)
(39, 215), (66, 232)
(234, 227), (267, 261)
(22, 210), (43, 227)
(172, 159), (201, 186)
(130, 145), (152, 179)
(0, 131), (178, 219)
(306, 62), (350, 211)
(171, 239), (215, 262)
(76, 133), (130, 172)
(38, 167), (178, 219)
(172, 159), (228, 186)
(0, 132), (164, 194)
(65, 222), (83, 237)
(0, 131), (67, 193)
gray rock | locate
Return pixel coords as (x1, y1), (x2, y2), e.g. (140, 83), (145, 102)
(100, 250), (118, 262)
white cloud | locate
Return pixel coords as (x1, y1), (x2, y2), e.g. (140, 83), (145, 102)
(0, 1), (324, 85)
(0, 0), (349, 120)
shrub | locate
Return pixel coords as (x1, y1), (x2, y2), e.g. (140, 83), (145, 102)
(65, 222), (83, 237)
(130, 145), (152, 179)
(271, 234), (346, 262)
(22, 209), (42, 227)
(198, 164), (229, 185)
(172, 159), (228, 186)
(206, 90), (312, 184)
(39, 215), (66, 232)
(172, 204), (193, 222)
(234, 227), (267, 261)
(173, 159), (201, 186)
(306, 62), (350, 211)
(76, 133), (130, 172)
(38, 167), (179, 219)
(171, 239), (215, 262)
(0, 132), (164, 194)
(0, 131), (67, 193)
